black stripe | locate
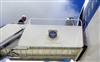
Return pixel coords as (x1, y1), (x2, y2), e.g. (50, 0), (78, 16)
(14, 29), (24, 35)
(0, 29), (24, 50)
(0, 24), (6, 28)
(76, 45), (87, 61)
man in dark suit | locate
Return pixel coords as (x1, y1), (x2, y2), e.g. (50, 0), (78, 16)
(18, 15), (26, 24)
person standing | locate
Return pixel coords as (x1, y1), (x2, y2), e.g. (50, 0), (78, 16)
(65, 17), (74, 26)
(18, 15), (26, 24)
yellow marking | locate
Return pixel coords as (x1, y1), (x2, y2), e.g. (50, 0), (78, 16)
(50, 32), (55, 36)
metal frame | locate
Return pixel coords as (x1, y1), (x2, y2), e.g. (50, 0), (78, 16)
(0, 47), (83, 61)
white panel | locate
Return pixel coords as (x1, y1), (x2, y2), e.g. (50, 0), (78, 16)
(18, 25), (83, 47)
(81, 6), (100, 61)
(0, 24), (24, 43)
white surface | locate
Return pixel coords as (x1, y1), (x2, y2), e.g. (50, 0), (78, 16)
(81, 6), (100, 61)
(6, 38), (27, 49)
(27, 18), (78, 26)
(0, 24), (24, 43)
(28, 18), (66, 25)
(18, 25), (83, 47)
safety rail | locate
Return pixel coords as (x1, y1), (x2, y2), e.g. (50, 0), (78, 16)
(0, 29), (24, 50)
(27, 18), (82, 26)
(0, 24), (25, 50)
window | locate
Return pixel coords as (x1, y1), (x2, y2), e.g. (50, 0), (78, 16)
(84, 14), (87, 21)
(96, 0), (98, 3)
(91, 1), (94, 10)
(88, 8), (90, 17)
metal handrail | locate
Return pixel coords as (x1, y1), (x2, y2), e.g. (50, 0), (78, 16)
(27, 18), (82, 26)
(0, 24), (6, 28)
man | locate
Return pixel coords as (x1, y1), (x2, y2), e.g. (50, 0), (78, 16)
(65, 17), (74, 26)
(18, 15), (26, 24)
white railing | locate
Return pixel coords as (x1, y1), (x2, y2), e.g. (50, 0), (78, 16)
(27, 18), (82, 26)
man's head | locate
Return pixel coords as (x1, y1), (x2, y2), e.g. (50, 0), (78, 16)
(22, 15), (26, 21)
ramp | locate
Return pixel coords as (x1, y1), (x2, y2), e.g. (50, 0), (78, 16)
(0, 19), (86, 61)
(13, 25), (83, 60)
